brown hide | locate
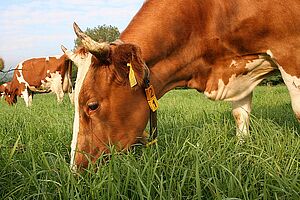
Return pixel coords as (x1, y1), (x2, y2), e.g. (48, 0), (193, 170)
(74, 0), (300, 168)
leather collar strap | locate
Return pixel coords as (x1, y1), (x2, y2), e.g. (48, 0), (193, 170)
(144, 77), (158, 144)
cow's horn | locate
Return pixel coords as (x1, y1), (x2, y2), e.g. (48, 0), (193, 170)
(73, 22), (110, 56)
(61, 45), (67, 53)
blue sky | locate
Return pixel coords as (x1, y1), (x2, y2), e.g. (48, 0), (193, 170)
(0, 0), (144, 70)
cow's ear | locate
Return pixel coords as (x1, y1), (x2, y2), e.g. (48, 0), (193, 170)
(112, 44), (148, 88)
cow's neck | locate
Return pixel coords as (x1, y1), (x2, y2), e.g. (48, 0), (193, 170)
(120, 0), (213, 99)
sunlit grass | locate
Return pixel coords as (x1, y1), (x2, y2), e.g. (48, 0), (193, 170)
(0, 86), (299, 199)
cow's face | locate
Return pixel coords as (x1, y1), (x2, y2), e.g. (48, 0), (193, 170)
(5, 90), (17, 105)
(72, 23), (150, 168)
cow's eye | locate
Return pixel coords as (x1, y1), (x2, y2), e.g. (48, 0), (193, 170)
(87, 101), (99, 112)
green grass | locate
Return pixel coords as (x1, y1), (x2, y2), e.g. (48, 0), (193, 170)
(0, 86), (299, 199)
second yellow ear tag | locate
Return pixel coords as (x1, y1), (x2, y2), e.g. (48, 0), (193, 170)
(127, 63), (137, 88)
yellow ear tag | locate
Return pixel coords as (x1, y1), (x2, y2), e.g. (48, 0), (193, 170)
(127, 63), (137, 88)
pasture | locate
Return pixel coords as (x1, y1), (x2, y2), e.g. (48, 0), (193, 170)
(0, 86), (299, 199)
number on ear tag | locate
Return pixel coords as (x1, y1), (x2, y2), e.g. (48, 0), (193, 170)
(145, 85), (159, 112)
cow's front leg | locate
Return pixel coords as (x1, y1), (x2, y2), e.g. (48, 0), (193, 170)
(28, 91), (33, 107)
(231, 92), (252, 143)
(56, 90), (64, 103)
(22, 87), (32, 107)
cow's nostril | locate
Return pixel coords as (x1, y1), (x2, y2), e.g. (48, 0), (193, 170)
(88, 102), (99, 111)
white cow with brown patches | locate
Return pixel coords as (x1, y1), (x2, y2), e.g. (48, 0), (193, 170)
(6, 54), (73, 107)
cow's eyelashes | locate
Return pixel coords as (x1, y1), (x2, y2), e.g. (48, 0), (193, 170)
(87, 101), (99, 112)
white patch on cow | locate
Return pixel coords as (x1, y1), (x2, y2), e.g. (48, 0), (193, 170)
(65, 49), (93, 171)
(65, 50), (92, 171)
(16, 62), (30, 88)
(41, 71), (64, 102)
(46, 56), (50, 61)
(16, 62), (33, 106)
(279, 66), (300, 121)
(229, 60), (238, 68)
(47, 70), (50, 74)
(3, 83), (7, 87)
(204, 56), (276, 102)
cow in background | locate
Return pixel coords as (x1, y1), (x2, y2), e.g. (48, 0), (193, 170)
(5, 54), (73, 107)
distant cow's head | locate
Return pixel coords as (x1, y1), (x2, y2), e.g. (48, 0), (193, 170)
(71, 23), (151, 168)
(5, 89), (18, 105)
(1, 82), (17, 105)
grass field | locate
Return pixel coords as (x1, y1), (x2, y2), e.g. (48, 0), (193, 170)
(0, 86), (299, 199)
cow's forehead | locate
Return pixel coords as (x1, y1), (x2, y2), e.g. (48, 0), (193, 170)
(81, 66), (105, 89)
(78, 64), (124, 104)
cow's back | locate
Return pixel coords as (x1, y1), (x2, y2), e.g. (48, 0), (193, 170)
(19, 56), (66, 87)
(215, 0), (300, 56)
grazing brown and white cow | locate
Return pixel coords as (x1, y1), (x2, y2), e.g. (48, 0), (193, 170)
(6, 54), (73, 107)
(70, 0), (300, 168)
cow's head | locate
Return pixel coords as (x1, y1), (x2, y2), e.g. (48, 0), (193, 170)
(71, 23), (151, 168)
(3, 82), (17, 105)
(5, 89), (18, 105)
